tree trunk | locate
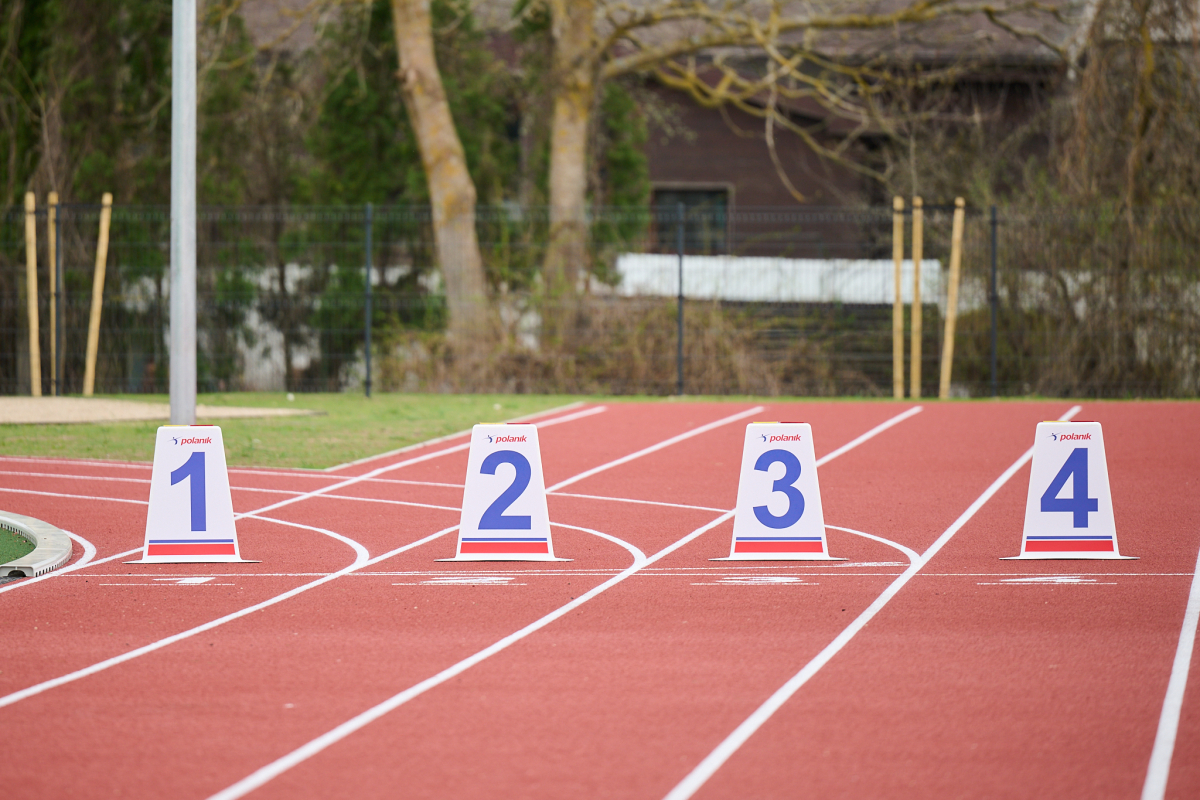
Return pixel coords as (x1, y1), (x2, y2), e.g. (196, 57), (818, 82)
(391, 0), (490, 346)
(543, 0), (595, 302)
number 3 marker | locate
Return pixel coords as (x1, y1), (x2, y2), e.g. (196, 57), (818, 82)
(715, 422), (842, 561)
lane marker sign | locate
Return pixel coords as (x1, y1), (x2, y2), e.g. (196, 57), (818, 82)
(1006, 421), (1135, 560)
(713, 422), (843, 561)
(441, 424), (567, 562)
(129, 426), (258, 564)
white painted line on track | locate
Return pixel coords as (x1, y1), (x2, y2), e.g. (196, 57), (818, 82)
(0, 403), (745, 706)
(237, 405), (609, 521)
(814, 405), (923, 467)
(549, 491), (729, 513)
(206, 512), (726, 800)
(207, 405), (929, 798)
(322, 401), (594, 471)
(0, 517), (397, 709)
(62, 531), (97, 571)
(1141, 538), (1200, 800)
(0, 548), (142, 596)
(0, 456), (151, 470)
(242, 515), (370, 565)
(547, 406), (766, 493)
(319, 494), (460, 513)
(0, 486), (147, 505)
(662, 403), (1082, 800)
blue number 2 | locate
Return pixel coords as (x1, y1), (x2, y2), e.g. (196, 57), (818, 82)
(753, 449), (805, 529)
(171, 451), (207, 531)
(479, 450), (532, 530)
(1040, 447), (1098, 528)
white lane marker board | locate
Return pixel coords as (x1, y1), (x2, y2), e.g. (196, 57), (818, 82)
(441, 424), (567, 562)
(1006, 420), (1135, 560)
(129, 426), (257, 564)
(714, 422), (843, 561)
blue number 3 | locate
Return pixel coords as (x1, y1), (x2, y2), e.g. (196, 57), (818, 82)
(753, 449), (805, 529)
(478, 450), (533, 530)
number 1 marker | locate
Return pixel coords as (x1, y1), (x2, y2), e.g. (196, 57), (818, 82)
(129, 425), (257, 564)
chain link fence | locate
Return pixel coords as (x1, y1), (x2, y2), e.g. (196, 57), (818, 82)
(1, 203), (1195, 397)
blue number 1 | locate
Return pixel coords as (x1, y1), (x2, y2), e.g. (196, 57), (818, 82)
(478, 450), (532, 530)
(171, 451), (207, 531)
(753, 449), (805, 529)
(1040, 447), (1098, 528)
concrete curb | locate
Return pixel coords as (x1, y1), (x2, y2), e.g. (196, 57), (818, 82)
(0, 511), (74, 577)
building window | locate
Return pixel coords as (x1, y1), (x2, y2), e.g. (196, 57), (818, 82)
(652, 188), (729, 254)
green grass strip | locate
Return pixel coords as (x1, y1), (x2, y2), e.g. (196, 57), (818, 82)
(0, 527), (35, 564)
(0, 393), (580, 470)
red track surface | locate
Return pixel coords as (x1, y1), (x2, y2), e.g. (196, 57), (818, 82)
(1, 400), (1198, 799)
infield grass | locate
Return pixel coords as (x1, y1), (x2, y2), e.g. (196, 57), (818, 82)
(0, 393), (579, 469)
(0, 527), (35, 564)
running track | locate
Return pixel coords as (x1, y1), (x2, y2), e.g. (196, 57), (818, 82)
(1, 400), (1198, 799)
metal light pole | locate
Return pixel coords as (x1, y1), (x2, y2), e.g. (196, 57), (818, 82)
(364, 203), (373, 399)
(170, 0), (197, 423)
(676, 202), (685, 396)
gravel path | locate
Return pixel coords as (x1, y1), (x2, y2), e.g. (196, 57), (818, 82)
(0, 397), (316, 425)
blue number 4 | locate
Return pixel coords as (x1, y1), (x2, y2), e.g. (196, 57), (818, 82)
(1040, 447), (1098, 528)
(171, 451), (207, 531)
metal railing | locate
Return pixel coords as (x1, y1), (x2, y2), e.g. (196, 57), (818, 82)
(1, 203), (1195, 398)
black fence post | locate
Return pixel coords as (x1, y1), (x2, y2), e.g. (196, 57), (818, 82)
(676, 202), (685, 396)
(364, 202), (373, 399)
(989, 205), (998, 398)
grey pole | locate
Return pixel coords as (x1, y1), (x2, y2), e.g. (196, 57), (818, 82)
(364, 203), (373, 399)
(55, 205), (64, 395)
(989, 205), (998, 398)
(676, 202), (685, 396)
(170, 0), (197, 424)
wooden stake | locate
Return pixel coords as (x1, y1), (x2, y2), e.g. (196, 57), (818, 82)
(83, 193), (113, 397)
(48, 191), (58, 396)
(892, 196), (905, 399)
(24, 193), (42, 397)
(939, 198), (966, 399)
(910, 197), (924, 399)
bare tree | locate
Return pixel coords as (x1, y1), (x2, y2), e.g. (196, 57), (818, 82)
(536, 0), (1073, 293)
(391, 0), (492, 345)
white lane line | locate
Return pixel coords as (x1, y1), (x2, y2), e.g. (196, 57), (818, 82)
(663, 404), (1082, 800)
(549, 492), (729, 513)
(814, 405), (924, 466)
(0, 518), (405, 710)
(0, 548), (143, 596)
(238, 405), (609, 521)
(321, 494), (460, 513)
(547, 406), (766, 493)
(1142, 540), (1200, 800)
(62, 531), (98, 571)
(0, 486), (147, 505)
(322, 401), (595, 471)
(0, 456), (151, 470)
(0, 403), (747, 705)
(207, 405), (929, 799)
(206, 511), (729, 800)
(242, 515), (370, 566)
(825, 525), (920, 564)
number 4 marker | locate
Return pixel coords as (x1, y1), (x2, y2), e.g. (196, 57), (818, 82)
(1007, 421), (1135, 560)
